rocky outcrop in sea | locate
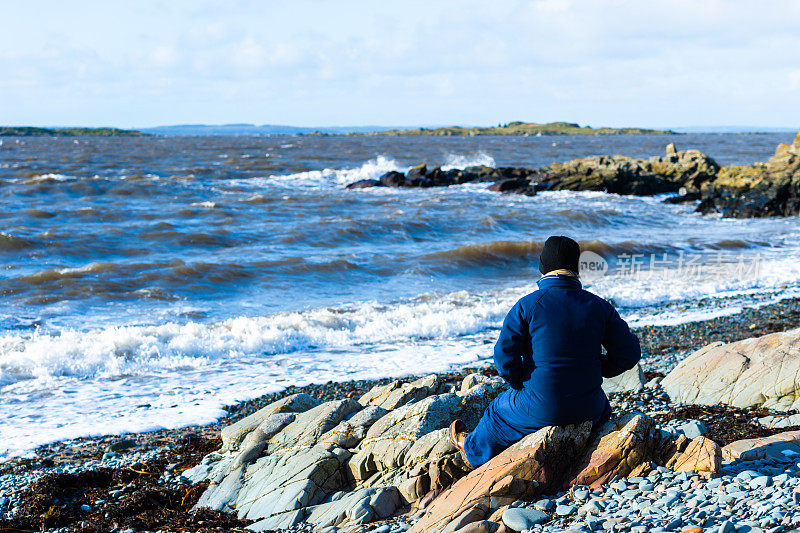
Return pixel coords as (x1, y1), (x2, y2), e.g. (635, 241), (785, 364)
(347, 131), (800, 219)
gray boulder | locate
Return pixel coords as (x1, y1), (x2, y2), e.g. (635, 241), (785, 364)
(662, 328), (800, 409)
(303, 486), (402, 529)
(502, 507), (549, 530)
(358, 374), (441, 410)
(197, 444), (352, 521)
(220, 393), (320, 452)
(602, 363), (646, 394)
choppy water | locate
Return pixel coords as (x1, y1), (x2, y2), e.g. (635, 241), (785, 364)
(1, 132), (799, 458)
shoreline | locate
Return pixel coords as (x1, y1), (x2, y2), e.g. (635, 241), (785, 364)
(2, 297), (800, 531)
(3, 295), (799, 470)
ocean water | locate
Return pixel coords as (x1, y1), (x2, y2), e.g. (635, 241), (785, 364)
(1, 132), (799, 459)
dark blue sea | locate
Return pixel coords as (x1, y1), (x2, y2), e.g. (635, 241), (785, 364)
(1, 132), (798, 458)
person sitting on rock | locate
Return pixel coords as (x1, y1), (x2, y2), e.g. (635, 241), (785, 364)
(450, 235), (641, 468)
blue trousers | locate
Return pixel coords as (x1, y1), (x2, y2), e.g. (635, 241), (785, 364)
(464, 389), (612, 467)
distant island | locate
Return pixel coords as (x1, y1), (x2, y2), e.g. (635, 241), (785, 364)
(0, 126), (145, 136)
(5, 123), (794, 137)
(137, 122), (674, 136)
(139, 124), (397, 136)
(364, 121), (674, 136)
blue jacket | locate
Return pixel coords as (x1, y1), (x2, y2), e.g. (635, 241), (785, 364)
(493, 274), (641, 429)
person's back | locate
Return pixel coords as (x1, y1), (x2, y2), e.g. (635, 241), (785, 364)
(450, 236), (641, 468)
(498, 274), (638, 429)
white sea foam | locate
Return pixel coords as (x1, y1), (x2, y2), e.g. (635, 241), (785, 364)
(189, 200), (218, 208)
(259, 153), (500, 189)
(0, 338), (491, 459)
(1, 247), (799, 388)
(441, 152), (496, 170)
(260, 156), (403, 189)
(0, 290), (519, 387)
(2, 246), (800, 458)
(24, 173), (76, 183)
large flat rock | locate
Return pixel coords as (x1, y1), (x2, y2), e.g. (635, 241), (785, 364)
(661, 328), (800, 409)
(349, 381), (502, 502)
(316, 404), (389, 449)
(190, 398), (368, 523)
(304, 486), (402, 529)
(359, 374), (441, 410)
(722, 430), (800, 462)
(247, 486), (403, 531)
(408, 422), (592, 533)
(266, 398), (362, 454)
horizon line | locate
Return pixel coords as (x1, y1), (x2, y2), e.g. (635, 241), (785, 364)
(3, 122), (798, 133)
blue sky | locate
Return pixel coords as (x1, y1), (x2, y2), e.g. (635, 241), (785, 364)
(2, 0), (799, 129)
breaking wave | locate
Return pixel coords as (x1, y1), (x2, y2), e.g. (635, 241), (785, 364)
(0, 290), (516, 387)
(441, 152), (496, 170)
(262, 153), (499, 189)
(3, 245), (800, 389)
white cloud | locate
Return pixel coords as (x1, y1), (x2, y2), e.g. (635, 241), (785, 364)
(231, 37), (266, 69)
(787, 70), (800, 92)
(150, 45), (179, 68)
(532, 0), (571, 12)
(0, 0), (798, 127)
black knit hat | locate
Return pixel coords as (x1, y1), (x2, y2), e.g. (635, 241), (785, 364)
(538, 236), (580, 275)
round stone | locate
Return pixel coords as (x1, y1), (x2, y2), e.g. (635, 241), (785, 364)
(573, 488), (590, 501)
(502, 507), (549, 531)
(556, 504), (576, 516)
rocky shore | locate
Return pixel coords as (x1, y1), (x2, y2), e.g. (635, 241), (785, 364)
(346, 131), (800, 219)
(3, 298), (800, 533)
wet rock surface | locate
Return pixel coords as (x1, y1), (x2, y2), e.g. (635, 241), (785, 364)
(696, 132), (800, 217)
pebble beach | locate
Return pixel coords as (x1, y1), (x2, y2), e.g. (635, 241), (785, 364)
(3, 296), (800, 533)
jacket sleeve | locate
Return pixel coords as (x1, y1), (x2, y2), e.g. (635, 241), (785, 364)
(600, 305), (641, 378)
(493, 300), (532, 390)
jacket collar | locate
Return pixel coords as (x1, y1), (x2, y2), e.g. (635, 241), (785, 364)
(537, 274), (582, 289)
